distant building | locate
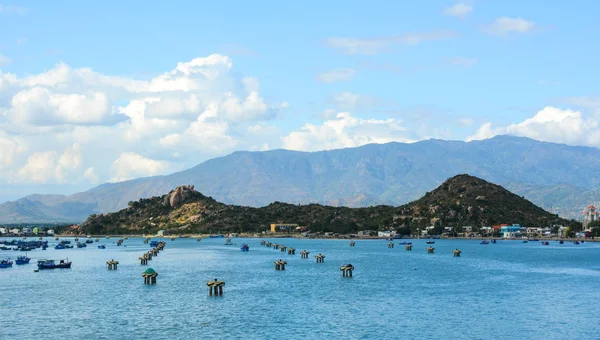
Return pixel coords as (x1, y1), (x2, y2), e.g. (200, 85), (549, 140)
(270, 223), (298, 233)
(357, 230), (375, 237)
(583, 205), (599, 229)
(47, 229), (55, 236)
(156, 230), (166, 236)
(0, 227), (6, 235)
(501, 224), (522, 238)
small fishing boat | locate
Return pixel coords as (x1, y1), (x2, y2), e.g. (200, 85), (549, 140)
(559, 240), (564, 244)
(76, 242), (87, 248)
(55, 244), (66, 250)
(522, 240), (528, 243)
(573, 241), (580, 245)
(426, 240), (435, 244)
(480, 240), (490, 245)
(541, 241), (549, 245)
(149, 241), (159, 247)
(0, 259), (13, 268)
(98, 245), (106, 249)
(16, 255), (31, 265)
(85, 239), (94, 244)
(240, 244), (249, 252)
(37, 259), (71, 269)
(399, 242), (413, 245)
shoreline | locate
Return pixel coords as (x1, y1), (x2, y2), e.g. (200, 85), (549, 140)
(3, 234), (597, 242)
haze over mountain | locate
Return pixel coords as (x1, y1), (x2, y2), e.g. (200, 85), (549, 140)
(1, 135), (599, 223)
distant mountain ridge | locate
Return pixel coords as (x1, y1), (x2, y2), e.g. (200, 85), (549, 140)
(76, 175), (577, 235)
(1, 135), (599, 223)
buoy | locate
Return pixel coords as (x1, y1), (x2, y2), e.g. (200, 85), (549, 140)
(387, 242), (394, 248)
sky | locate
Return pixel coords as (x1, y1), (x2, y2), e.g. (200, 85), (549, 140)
(0, 0), (599, 203)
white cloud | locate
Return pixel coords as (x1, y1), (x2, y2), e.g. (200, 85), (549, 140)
(0, 53), (287, 192)
(443, 3), (472, 19)
(84, 167), (99, 184)
(282, 112), (413, 152)
(327, 92), (385, 111)
(447, 57), (477, 67)
(0, 4), (27, 15)
(467, 106), (600, 147)
(0, 54), (11, 66)
(324, 30), (458, 55)
(110, 152), (171, 182)
(482, 17), (536, 36)
(317, 68), (356, 83)
(458, 118), (474, 126)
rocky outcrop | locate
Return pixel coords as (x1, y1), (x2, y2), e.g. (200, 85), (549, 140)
(164, 185), (195, 208)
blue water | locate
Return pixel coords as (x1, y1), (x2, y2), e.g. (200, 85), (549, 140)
(1, 237), (599, 339)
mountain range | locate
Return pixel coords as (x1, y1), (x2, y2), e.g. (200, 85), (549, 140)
(1, 135), (599, 223)
(75, 175), (576, 235)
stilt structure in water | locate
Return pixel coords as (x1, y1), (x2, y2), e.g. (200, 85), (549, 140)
(143, 237), (150, 244)
(340, 264), (354, 277)
(427, 246), (435, 254)
(453, 249), (462, 257)
(106, 259), (119, 270)
(349, 241), (355, 247)
(315, 254), (325, 263)
(265, 242), (272, 248)
(196, 237), (201, 242)
(274, 259), (287, 270)
(287, 247), (296, 255)
(207, 279), (225, 296)
(387, 242), (394, 248)
(273, 243), (279, 250)
(300, 250), (309, 259)
(405, 244), (413, 251)
(139, 255), (149, 265)
(260, 240), (266, 245)
(280, 245), (287, 252)
(142, 268), (158, 284)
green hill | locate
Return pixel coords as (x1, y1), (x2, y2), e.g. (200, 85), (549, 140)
(76, 175), (579, 235)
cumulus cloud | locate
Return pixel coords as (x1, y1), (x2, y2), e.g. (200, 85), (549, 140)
(482, 17), (536, 36)
(282, 112), (412, 152)
(317, 68), (356, 83)
(443, 3), (472, 19)
(0, 54), (286, 190)
(467, 106), (600, 147)
(110, 152), (171, 182)
(324, 30), (458, 55)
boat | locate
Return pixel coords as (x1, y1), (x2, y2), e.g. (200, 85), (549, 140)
(399, 242), (413, 245)
(85, 239), (94, 244)
(559, 240), (564, 244)
(480, 240), (490, 245)
(240, 244), (249, 252)
(98, 245), (106, 249)
(0, 259), (13, 268)
(15, 255), (31, 265)
(491, 239), (497, 244)
(149, 241), (159, 247)
(573, 241), (580, 245)
(426, 240), (435, 244)
(37, 259), (71, 269)
(522, 240), (528, 243)
(55, 244), (66, 250)
(224, 238), (233, 245)
(76, 242), (87, 248)
(541, 241), (549, 245)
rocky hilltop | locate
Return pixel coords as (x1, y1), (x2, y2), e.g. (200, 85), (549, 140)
(76, 175), (579, 235)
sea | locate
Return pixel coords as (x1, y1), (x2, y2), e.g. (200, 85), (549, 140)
(1, 237), (599, 339)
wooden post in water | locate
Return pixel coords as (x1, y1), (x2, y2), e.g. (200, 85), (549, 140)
(107, 259), (119, 270)
(387, 242), (394, 248)
(405, 244), (413, 251)
(300, 250), (309, 259)
(453, 249), (462, 257)
(142, 268), (158, 285)
(287, 247), (296, 255)
(274, 259), (287, 270)
(260, 240), (266, 245)
(280, 245), (287, 252)
(273, 243), (279, 250)
(427, 246), (435, 254)
(207, 279), (225, 296)
(315, 254), (325, 263)
(349, 241), (355, 247)
(340, 264), (354, 277)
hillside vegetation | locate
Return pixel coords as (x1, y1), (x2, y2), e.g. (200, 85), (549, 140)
(76, 175), (579, 235)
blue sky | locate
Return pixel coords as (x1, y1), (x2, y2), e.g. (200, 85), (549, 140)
(0, 0), (599, 202)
